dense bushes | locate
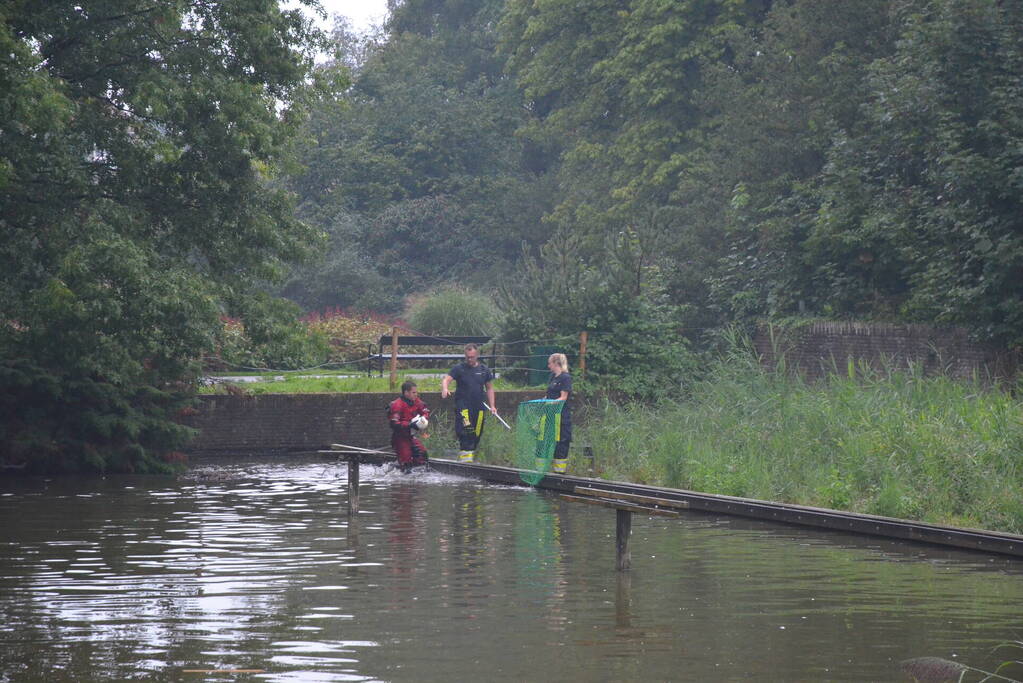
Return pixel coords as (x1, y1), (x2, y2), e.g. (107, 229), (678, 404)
(499, 232), (698, 401)
(0, 1), (330, 473)
(208, 307), (398, 371)
(0, 358), (193, 474)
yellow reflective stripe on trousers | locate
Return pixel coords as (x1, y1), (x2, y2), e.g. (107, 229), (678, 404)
(475, 410), (484, 436)
(554, 413), (561, 442)
(460, 408), (470, 427)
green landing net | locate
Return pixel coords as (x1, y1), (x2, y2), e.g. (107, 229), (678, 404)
(515, 399), (565, 485)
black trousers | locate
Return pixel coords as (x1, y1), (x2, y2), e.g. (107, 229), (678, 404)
(455, 404), (485, 451)
(553, 419), (571, 460)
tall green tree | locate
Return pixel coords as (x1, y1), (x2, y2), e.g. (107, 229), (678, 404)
(696, 0), (896, 322)
(285, 0), (1023, 360)
(283, 0), (552, 309)
(497, 0), (772, 336)
(811, 0), (1023, 344)
(0, 0), (331, 473)
(499, 0), (771, 229)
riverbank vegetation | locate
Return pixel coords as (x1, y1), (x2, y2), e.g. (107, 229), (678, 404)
(571, 347), (1023, 535)
(418, 337), (1023, 534)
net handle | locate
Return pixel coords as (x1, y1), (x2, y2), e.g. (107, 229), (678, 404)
(482, 402), (512, 430)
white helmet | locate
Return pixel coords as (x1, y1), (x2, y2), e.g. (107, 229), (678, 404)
(410, 415), (428, 432)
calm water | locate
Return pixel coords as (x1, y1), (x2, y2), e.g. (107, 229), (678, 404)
(1, 456), (1021, 682)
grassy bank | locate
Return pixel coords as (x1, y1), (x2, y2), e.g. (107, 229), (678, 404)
(568, 349), (1023, 535)
(202, 371), (540, 394)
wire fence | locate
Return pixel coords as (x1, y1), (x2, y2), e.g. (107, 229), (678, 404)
(202, 338), (583, 377)
(205, 314), (595, 376)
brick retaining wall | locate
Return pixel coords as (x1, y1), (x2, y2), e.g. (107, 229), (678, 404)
(181, 390), (549, 455)
(753, 321), (1019, 382)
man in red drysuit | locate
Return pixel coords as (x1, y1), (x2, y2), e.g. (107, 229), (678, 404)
(388, 380), (431, 472)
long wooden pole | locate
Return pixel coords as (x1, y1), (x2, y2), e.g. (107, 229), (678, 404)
(389, 326), (399, 391)
(331, 443), (392, 454)
(579, 331), (588, 380)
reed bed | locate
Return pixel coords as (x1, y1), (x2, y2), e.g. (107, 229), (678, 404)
(578, 346), (1023, 535)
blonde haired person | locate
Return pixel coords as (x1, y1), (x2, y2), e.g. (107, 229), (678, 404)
(544, 352), (572, 473)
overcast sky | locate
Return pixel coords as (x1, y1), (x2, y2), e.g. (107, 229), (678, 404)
(311, 0), (389, 33)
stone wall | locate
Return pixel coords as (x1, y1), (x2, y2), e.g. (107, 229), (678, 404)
(181, 390), (548, 455)
(753, 321), (1019, 382)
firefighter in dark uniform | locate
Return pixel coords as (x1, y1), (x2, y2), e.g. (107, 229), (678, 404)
(545, 352), (572, 473)
(388, 380), (430, 472)
(441, 343), (496, 463)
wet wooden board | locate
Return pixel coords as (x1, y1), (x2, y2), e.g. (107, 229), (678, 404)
(573, 486), (690, 511)
(559, 494), (681, 518)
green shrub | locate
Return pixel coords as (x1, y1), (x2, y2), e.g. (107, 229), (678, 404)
(499, 233), (698, 401)
(581, 290), (698, 402)
(406, 287), (500, 336)
(213, 294), (330, 371)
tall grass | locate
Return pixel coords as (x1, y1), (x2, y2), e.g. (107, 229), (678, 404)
(421, 409), (519, 464)
(405, 287), (500, 336)
(578, 341), (1023, 534)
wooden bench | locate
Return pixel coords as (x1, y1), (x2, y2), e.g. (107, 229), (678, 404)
(368, 335), (496, 377)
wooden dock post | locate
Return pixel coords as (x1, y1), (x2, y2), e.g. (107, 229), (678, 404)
(559, 486), (687, 572)
(389, 327), (399, 391)
(347, 457), (360, 516)
(616, 570), (632, 627)
(616, 508), (632, 571)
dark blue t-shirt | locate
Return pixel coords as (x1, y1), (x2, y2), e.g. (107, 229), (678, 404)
(449, 361), (494, 410)
(546, 371), (572, 424)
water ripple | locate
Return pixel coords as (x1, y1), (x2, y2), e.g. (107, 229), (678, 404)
(1, 458), (1021, 681)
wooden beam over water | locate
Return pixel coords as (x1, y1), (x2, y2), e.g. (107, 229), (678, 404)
(309, 454), (1023, 559)
(559, 493), (681, 518)
(573, 486), (691, 511)
(559, 493), (680, 572)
